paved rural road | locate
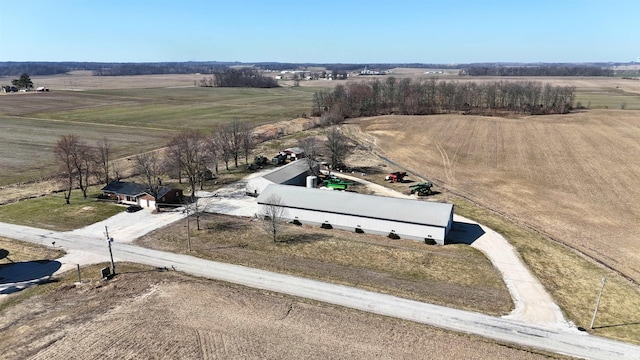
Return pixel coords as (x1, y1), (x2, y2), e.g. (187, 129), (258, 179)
(1, 222), (640, 359)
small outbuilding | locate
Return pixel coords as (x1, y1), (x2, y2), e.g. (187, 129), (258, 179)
(257, 184), (454, 244)
(246, 159), (318, 196)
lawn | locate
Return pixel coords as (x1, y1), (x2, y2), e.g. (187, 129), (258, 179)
(0, 188), (123, 231)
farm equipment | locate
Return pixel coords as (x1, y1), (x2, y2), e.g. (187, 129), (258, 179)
(385, 172), (407, 183)
(322, 176), (353, 190)
(248, 155), (269, 170)
(410, 182), (434, 196)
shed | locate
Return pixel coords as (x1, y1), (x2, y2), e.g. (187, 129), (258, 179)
(245, 159), (318, 196)
(256, 184), (454, 244)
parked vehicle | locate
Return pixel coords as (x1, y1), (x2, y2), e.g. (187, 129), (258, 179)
(385, 172), (407, 182)
(126, 205), (143, 213)
(410, 182), (434, 196)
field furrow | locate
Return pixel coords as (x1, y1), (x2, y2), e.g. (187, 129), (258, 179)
(353, 110), (640, 283)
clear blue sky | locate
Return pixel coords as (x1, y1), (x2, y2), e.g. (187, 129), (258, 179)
(0, 0), (638, 63)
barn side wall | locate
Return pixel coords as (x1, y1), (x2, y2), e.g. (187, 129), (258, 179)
(259, 204), (447, 244)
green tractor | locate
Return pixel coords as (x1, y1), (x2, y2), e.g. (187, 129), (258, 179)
(410, 182), (434, 196)
(322, 176), (353, 190)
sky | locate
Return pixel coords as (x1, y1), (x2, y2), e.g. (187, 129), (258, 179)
(0, 0), (638, 64)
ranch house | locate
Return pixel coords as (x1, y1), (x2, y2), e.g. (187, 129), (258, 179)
(101, 181), (183, 208)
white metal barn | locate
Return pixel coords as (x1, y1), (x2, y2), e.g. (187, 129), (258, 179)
(245, 160), (317, 196)
(256, 184), (454, 244)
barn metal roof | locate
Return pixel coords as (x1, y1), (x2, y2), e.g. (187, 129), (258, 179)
(263, 159), (313, 184)
(257, 184), (453, 228)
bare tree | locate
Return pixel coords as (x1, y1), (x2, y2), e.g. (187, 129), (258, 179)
(95, 137), (112, 185)
(297, 136), (321, 176)
(54, 135), (79, 204)
(240, 123), (255, 165)
(217, 124), (233, 170)
(206, 134), (221, 175)
(166, 131), (208, 200)
(259, 195), (288, 242)
(325, 127), (351, 170)
(217, 120), (252, 169)
(132, 151), (163, 212)
(73, 140), (94, 199)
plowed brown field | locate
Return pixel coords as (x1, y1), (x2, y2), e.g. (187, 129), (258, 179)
(0, 266), (561, 359)
(349, 109), (640, 283)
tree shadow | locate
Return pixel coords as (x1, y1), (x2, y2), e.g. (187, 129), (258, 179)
(0, 248), (9, 261)
(206, 220), (245, 232)
(278, 233), (333, 244)
(118, 266), (178, 275)
(445, 221), (485, 245)
(340, 166), (386, 176)
(200, 244), (249, 251)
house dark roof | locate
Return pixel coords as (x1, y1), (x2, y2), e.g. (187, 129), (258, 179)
(101, 181), (174, 198)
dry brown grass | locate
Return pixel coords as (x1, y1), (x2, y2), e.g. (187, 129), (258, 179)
(135, 213), (512, 315)
(349, 110), (640, 283)
(452, 196), (640, 344)
(0, 71), (199, 91)
(347, 110), (640, 343)
(0, 237), (64, 264)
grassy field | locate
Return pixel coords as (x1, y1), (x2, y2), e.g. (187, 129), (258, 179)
(0, 188), (123, 231)
(0, 115), (173, 185)
(0, 86), (315, 185)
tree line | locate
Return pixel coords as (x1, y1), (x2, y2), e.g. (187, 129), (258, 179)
(54, 121), (255, 209)
(461, 66), (613, 77)
(199, 68), (279, 88)
(92, 63), (225, 76)
(312, 77), (575, 120)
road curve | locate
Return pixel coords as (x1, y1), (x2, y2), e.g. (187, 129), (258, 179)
(336, 172), (571, 329)
(1, 222), (639, 359)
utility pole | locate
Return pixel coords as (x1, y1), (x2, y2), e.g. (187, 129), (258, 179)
(590, 276), (606, 329)
(186, 206), (191, 252)
(105, 226), (116, 276)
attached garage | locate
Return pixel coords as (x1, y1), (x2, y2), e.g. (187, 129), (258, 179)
(257, 184), (454, 244)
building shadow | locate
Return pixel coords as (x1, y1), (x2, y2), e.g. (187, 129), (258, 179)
(0, 260), (62, 284)
(445, 221), (485, 245)
(0, 260), (62, 294)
